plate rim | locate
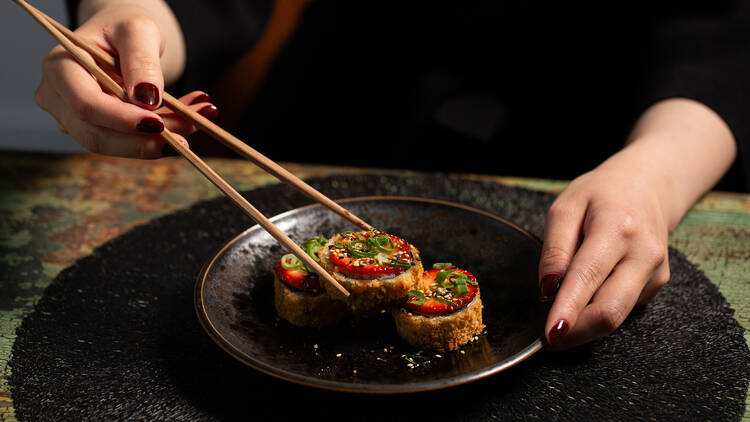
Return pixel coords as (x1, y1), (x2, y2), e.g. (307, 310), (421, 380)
(194, 195), (545, 394)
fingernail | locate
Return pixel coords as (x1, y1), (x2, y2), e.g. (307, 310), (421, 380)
(137, 117), (164, 133)
(539, 274), (563, 302)
(189, 93), (211, 105)
(548, 319), (569, 346)
(198, 104), (219, 121)
(134, 82), (160, 106)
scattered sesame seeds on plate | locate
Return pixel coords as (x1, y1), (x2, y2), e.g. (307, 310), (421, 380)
(195, 197), (547, 393)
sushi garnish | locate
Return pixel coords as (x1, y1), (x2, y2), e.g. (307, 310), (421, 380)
(404, 268), (478, 316)
(274, 235), (329, 291)
(329, 230), (415, 279)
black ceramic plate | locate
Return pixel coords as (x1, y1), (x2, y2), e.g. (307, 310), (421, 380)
(195, 197), (547, 393)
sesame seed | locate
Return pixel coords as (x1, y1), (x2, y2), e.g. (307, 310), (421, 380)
(313, 344), (318, 349)
(460, 350), (465, 355)
(353, 370), (357, 375)
(383, 348), (388, 353)
(380, 309), (386, 314)
(435, 354), (442, 358)
(389, 346), (395, 350)
(336, 353), (342, 358)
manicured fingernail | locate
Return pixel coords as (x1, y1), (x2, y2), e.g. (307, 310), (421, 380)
(539, 274), (563, 302)
(198, 104), (219, 120)
(548, 319), (569, 346)
(137, 117), (164, 133)
(189, 93), (211, 105)
(134, 82), (160, 106)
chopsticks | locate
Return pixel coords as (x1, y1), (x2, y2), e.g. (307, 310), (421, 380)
(33, 5), (373, 233)
(13, 0), (356, 296)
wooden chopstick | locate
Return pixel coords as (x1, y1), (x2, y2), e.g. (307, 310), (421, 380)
(33, 7), (374, 233)
(14, 0), (350, 297)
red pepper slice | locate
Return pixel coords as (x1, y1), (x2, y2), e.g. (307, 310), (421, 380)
(329, 232), (413, 280)
(404, 268), (478, 316)
(274, 259), (321, 291)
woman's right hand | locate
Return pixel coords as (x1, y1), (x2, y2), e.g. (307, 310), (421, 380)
(35, 3), (217, 158)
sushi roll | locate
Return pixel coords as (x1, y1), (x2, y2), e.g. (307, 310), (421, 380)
(317, 230), (424, 310)
(274, 236), (350, 328)
(392, 264), (484, 352)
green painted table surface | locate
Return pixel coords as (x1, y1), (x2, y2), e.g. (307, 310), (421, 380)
(1, 151), (748, 421)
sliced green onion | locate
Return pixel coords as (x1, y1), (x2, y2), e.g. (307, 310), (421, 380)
(280, 253), (306, 271)
(447, 272), (468, 283)
(341, 230), (365, 240)
(300, 235), (327, 263)
(407, 290), (426, 305)
(335, 239), (377, 258)
(432, 262), (453, 270)
(467, 279), (478, 286)
(348, 239), (377, 258)
(435, 270), (453, 287)
(383, 259), (411, 269)
(435, 297), (459, 308)
(453, 282), (469, 296)
(303, 241), (323, 262)
(369, 234), (395, 253)
(436, 270), (469, 288)
(305, 235), (327, 245)
(435, 270), (449, 285)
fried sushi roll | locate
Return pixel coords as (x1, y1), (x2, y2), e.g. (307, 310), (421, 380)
(274, 236), (350, 328)
(392, 265), (484, 352)
(317, 230), (424, 310)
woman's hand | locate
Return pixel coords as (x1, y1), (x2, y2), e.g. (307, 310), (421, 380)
(35, 2), (216, 158)
(538, 98), (737, 349)
(538, 163), (670, 349)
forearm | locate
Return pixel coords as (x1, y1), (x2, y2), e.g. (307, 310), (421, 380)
(78, 0), (186, 84)
(601, 98), (737, 231)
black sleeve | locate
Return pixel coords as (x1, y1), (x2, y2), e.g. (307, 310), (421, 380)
(162, 0), (270, 95)
(64, 0), (79, 28)
(642, 2), (750, 191)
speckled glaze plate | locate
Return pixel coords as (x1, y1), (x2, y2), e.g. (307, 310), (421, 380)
(195, 197), (547, 393)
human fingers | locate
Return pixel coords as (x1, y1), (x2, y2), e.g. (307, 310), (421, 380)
(109, 16), (164, 109)
(45, 46), (166, 135)
(156, 91), (219, 135)
(538, 196), (587, 301)
(547, 260), (646, 349)
(544, 211), (631, 346)
(42, 82), (176, 159)
(550, 243), (668, 349)
(636, 257), (670, 306)
(63, 118), (166, 159)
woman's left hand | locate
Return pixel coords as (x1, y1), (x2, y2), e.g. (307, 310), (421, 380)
(537, 160), (671, 349)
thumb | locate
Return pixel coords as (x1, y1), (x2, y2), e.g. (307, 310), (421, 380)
(110, 17), (164, 109)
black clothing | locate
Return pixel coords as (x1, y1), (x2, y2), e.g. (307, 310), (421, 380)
(66, 1), (750, 191)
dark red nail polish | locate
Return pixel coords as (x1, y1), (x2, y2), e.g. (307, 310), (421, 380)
(539, 274), (563, 302)
(134, 82), (159, 106)
(548, 319), (569, 346)
(137, 117), (164, 133)
(189, 93), (211, 105)
(198, 104), (219, 121)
